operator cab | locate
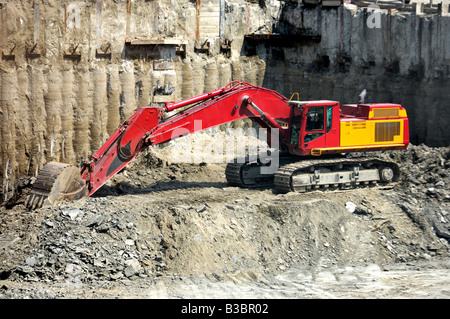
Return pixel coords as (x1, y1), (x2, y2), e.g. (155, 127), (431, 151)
(287, 100), (340, 156)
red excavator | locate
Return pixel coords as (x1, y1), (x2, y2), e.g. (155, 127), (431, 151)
(26, 81), (409, 209)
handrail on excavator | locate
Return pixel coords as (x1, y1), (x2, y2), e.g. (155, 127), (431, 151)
(289, 92), (300, 101)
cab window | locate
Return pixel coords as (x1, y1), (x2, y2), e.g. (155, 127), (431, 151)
(305, 107), (324, 131)
(304, 106), (325, 143)
(327, 105), (333, 133)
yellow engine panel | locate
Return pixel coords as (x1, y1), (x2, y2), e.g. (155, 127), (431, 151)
(340, 119), (404, 147)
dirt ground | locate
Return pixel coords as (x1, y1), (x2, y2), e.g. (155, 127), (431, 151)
(0, 142), (449, 299)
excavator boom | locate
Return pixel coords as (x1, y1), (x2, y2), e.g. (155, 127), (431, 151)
(82, 81), (291, 197)
(26, 82), (291, 208)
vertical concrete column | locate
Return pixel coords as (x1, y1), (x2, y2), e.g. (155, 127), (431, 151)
(174, 58), (182, 102)
(107, 65), (121, 136)
(255, 58), (266, 87)
(243, 57), (257, 85)
(16, 68), (31, 175)
(181, 59), (194, 100)
(74, 66), (91, 161)
(204, 59), (219, 93)
(0, 67), (17, 201)
(218, 58), (231, 87)
(136, 64), (151, 108)
(44, 67), (62, 162)
(91, 67), (108, 151)
(192, 57), (205, 96)
(120, 68), (136, 121)
(28, 67), (46, 175)
(61, 67), (76, 164)
(231, 59), (243, 82)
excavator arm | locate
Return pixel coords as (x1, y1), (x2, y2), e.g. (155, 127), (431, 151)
(26, 82), (292, 209)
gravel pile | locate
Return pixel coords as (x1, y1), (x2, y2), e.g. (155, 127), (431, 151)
(350, 144), (450, 244)
(8, 200), (155, 284)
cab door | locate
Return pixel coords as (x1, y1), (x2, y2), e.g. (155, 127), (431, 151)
(289, 106), (302, 145)
(325, 104), (340, 148)
(301, 106), (327, 154)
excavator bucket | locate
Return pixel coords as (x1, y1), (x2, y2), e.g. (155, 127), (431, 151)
(26, 162), (88, 210)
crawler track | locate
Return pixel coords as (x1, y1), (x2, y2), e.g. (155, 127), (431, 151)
(225, 157), (275, 188)
(275, 157), (400, 193)
(226, 156), (400, 194)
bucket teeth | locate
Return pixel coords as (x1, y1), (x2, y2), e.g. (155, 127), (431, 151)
(26, 194), (44, 210)
(26, 162), (88, 210)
